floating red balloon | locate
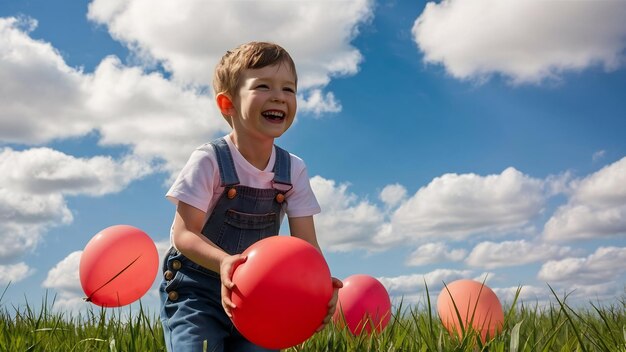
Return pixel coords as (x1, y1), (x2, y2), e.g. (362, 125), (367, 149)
(79, 225), (159, 307)
(231, 236), (333, 350)
(437, 279), (504, 342)
(332, 274), (392, 335)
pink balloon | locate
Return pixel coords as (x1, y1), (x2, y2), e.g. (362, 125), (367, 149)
(79, 225), (159, 307)
(231, 236), (333, 349)
(332, 274), (392, 335)
(437, 279), (504, 342)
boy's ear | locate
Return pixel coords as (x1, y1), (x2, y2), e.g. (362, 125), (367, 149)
(216, 93), (234, 115)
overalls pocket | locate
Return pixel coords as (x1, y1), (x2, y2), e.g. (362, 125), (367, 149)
(216, 209), (278, 254)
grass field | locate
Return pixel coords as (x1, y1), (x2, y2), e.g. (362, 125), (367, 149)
(1, 285), (624, 352)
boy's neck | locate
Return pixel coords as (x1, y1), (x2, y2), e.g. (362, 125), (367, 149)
(229, 132), (274, 170)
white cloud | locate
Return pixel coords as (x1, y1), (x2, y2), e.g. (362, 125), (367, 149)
(570, 157), (626, 206)
(537, 246), (626, 286)
(379, 183), (407, 208)
(42, 251), (83, 294)
(297, 89), (341, 116)
(386, 167), (545, 244)
(405, 242), (466, 266)
(0, 17), (92, 144)
(378, 270), (503, 307)
(412, 0), (626, 84)
(41, 251), (85, 312)
(492, 285), (548, 306)
(86, 56), (226, 173)
(544, 157), (626, 241)
(0, 147), (152, 196)
(0, 262), (35, 285)
(0, 148), (152, 261)
(311, 176), (386, 252)
(0, 17), (228, 174)
(466, 240), (576, 269)
(0, 18), (230, 260)
(87, 0), (374, 113)
(0, 187), (71, 225)
(379, 269), (474, 296)
(537, 246), (626, 301)
(545, 204), (626, 241)
(0, 191), (72, 261)
(309, 160), (622, 258)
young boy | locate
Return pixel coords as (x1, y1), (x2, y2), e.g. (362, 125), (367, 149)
(159, 42), (342, 352)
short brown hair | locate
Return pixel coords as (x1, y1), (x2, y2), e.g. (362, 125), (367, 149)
(213, 41), (297, 99)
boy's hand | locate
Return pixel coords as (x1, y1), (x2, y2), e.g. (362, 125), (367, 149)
(219, 253), (247, 318)
(316, 277), (343, 332)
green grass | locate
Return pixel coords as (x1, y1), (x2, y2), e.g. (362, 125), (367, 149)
(1, 285), (624, 351)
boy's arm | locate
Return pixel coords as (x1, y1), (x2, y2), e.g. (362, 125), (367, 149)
(172, 201), (228, 272)
(288, 216), (321, 252)
(289, 216), (343, 331)
(171, 201), (245, 317)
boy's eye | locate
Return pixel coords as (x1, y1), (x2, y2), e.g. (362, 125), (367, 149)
(283, 87), (296, 93)
(255, 84), (270, 90)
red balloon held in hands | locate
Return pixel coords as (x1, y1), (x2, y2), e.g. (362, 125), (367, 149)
(79, 225), (159, 307)
(437, 279), (504, 342)
(230, 236), (333, 350)
(332, 274), (392, 335)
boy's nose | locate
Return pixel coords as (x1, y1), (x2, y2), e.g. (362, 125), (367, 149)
(271, 89), (287, 103)
(271, 94), (285, 103)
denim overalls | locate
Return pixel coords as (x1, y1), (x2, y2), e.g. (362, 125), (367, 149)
(160, 138), (292, 352)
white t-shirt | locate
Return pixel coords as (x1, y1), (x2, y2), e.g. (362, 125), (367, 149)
(166, 134), (321, 229)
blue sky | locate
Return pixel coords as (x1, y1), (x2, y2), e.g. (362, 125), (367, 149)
(1, 0), (625, 313)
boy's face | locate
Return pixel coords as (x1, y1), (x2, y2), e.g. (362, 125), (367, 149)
(231, 63), (297, 141)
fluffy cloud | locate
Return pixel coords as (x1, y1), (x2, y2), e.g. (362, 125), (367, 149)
(493, 285), (547, 306)
(87, 0), (374, 111)
(544, 157), (626, 241)
(311, 176), (385, 252)
(0, 262), (35, 285)
(413, 0), (626, 84)
(0, 148), (152, 261)
(537, 246), (626, 300)
(314, 168), (553, 253)
(379, 183), (408, 208)
(0, 148), (152, 196)
(0, 17), (228, 173)
(0, 17), (91, 144)
(379, 269), (474, 296)
(386, 167), (545, 244)
(86, 56), (225, 173)
(297, 89), (341, 116)
(538, 246), (626, 285)
(405, 242), (466, 266)
(41, 251), (85, 311)
(0, 17), (229, 260)
(42, 251), (83, 295)
(466, 240), (576, 269)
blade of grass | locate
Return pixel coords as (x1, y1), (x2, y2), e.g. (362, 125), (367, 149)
(547, 284), (588, 352)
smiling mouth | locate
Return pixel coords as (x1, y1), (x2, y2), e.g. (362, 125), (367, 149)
(262, 110), (285, 122)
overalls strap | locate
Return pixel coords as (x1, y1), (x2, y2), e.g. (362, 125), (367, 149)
(272, 145), (292, 191)
(208, 138), (239, 187)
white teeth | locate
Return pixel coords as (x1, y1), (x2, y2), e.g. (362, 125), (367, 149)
(263, 111), (285, 118)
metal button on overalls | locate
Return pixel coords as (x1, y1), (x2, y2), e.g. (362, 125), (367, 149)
(167, 291), (179, 301)
(275, 193), (285, 203)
